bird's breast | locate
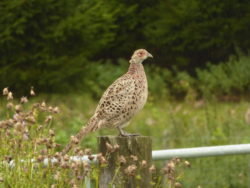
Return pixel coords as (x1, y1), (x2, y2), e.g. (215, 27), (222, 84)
(132, 74), (148, 111)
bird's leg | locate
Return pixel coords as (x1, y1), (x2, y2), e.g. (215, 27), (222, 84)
(118, 127), (140, 137)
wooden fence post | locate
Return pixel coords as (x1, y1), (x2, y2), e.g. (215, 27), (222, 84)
(98, 136), (152, 188)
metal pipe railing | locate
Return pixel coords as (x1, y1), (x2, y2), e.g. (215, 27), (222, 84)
(42, 144), (250, 165)
(7, 144), (250, 167)
(152, 144), (250, 160)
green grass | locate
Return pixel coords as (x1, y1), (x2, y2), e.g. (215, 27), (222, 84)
(0, 93), (250, 187)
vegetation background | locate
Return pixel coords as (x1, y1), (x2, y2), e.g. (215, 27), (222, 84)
(1, 0), (250, 187)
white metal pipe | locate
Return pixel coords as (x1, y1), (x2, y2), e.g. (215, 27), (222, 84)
(152, 144), (250, 160)
(41, 144), (250, 165)
(6, 144), (250, 167)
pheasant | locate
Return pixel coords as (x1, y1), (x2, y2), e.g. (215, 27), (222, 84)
(61, 49), (153, 155)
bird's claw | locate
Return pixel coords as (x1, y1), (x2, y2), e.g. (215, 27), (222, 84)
(119, 132), (140, 137)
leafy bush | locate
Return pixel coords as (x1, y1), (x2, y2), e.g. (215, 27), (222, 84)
(81, 59), (171, 99)
(0, 0), (127, 93)
(145, 0), (250, 69)
(1, 0), (250, 94)
(196, 54), (250, 97)
(81, 54), (250, 100)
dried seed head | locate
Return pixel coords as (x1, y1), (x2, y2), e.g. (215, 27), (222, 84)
(99, 156), (107, 164)
(6, 119), (14, 127)
(96, 153), (107, 164)
(118, 155), (126, 165)
(3, 87), (8, 95)
(7, 92), (13, 100)
(71, 136), (79, 145)
(184, 160), (191, 167)
(125, 165), (137, 176)
(174, 182), (182, 188)
(49, 129), (55, 137)
(37, 155), (45, 162)
(15, 105), (22, 113)
(36, 138), (43, 145)
(83, 161), (90, 169)
(37, 125), (43, 131)
(130, 155), (138, 162)
(14, 122), (24, 131)
(46, 139), (54, 149)
(63, 154), (70, 161)
(53, 107), (59, 113)
(175, 158), (181, 164)
(73, 147), (81, 154)
(167, 161), (175, 169)
(6, 102), (13, 109)
(4, 156), (12, 162)
(30, 87), (35, 96)
(51, 184), (56, 188)
(84, 148), (92, 155)
(149, 164), (156, 173)
(48, 106), (53, 112)
(162, 160), (176, 175)
(60, 161), (69, 169)
(114, 144), (120, 151)
(78, 150), (84, 156)
(141, 160), (147, 168)
(71, 162), (77, 170)
(100, 156), (107, 165)
(105, 142), (114, 152)
(45, 115), (53, 123)
(26, 116), (36, 124)
(23, 133), (29, 140)
(54, 152), (61, 158)
(20, 96), (28, 104)
(88, 155), (95, 161)
(41, 101), (46, 108)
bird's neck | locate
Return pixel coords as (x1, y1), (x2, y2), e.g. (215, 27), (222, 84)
(128, 61), (144, 74)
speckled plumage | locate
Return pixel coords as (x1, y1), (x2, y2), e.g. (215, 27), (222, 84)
(61, 49), (153, 155)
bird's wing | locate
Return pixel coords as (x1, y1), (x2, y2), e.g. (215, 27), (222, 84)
(94, 73), (136, 118)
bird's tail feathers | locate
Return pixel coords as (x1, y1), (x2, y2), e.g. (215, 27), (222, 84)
(61, 117), (99, 155)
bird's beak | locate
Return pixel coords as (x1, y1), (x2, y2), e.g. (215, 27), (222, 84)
(148, 53), (153, 58)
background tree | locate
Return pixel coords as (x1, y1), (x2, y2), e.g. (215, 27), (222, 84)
(0, 0), (250, 95)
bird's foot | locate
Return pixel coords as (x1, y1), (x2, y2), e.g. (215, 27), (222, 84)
(121, 132), (140, 137)
(118, 128), (140, 137)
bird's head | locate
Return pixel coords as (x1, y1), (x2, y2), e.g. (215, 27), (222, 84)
(130, 49), (153, 63)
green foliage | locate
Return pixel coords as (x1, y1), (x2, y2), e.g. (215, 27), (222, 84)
(79, 59), (172, 99)
(0, 0), (128, 93)
(196, 54), (250, 97)
(1, 0), (250, 95)
(145, 0), (250, 69)
(82, 59), (128, 97)
(75, 53), (250, 100)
